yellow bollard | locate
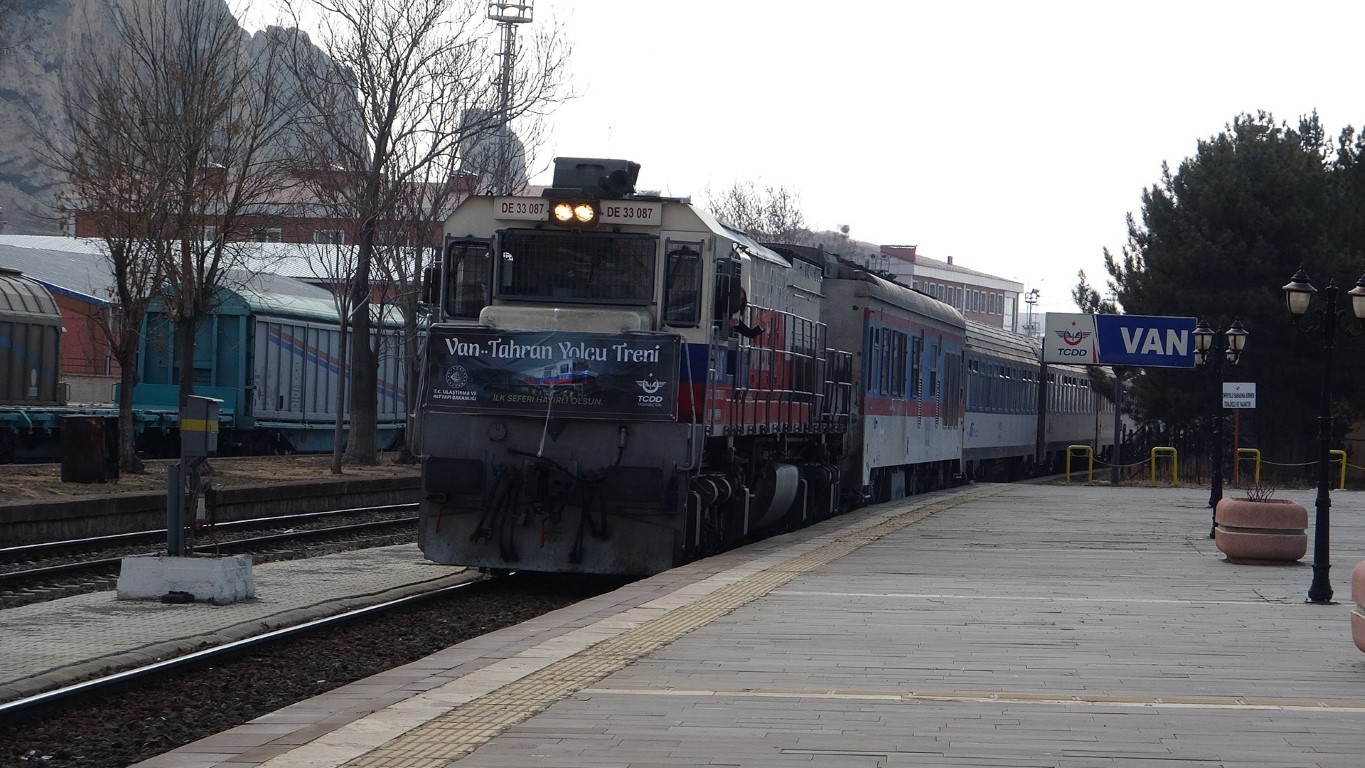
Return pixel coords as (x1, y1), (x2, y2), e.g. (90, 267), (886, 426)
(1066, 445), (1094, 484)
(1235, 448), (1261, 486)
(1330, 449), (1347, 491)
(1150, 447), (1178, 486)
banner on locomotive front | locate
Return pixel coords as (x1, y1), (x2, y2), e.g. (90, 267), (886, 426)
(423, 327), (681, 422)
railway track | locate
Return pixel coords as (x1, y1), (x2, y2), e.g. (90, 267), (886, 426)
(0, 503), (419, 607)
(0, 571), (626, 767)
(0, 574), (492, 721)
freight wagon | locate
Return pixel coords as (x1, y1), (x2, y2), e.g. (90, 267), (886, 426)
(0, 267), (410, 461)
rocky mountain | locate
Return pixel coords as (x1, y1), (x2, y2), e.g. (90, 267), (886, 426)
(0, 0), (95, 234)
(0, 0), (332, 236)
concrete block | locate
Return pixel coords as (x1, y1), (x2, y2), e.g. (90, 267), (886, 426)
(116, 554), (255, 604)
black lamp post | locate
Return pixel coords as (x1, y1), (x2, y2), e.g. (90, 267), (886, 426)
(1193, 318), (1248, 538)
(1282, 266), (1365, 604)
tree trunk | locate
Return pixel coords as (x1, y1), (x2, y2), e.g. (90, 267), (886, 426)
(177, 239), (197, 408)
(176, 313), (196, 408)
(116, 329), (144, 474)
(346, 230), (378, 464)
(331, 323), (349, 475)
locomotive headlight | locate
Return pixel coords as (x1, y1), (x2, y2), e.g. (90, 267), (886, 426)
(551, 200), (598, 225)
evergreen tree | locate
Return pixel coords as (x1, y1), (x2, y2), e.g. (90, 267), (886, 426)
(1105, 111), (1365, 462)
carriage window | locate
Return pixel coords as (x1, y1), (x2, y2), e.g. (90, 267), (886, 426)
(663, 241), (703, 327)
(943, 352), (962, 427)
(443, 239), (492, 319)
(881, 330), (893, 393)
(497, 230), (656, 304)
(891, 331), (907, 397)
(866, 327), (882, 392)
(929, 340), (940, 400)
(910, 334), (923, 399)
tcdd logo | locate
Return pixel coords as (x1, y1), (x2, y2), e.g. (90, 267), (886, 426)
(1055, 329), (1091, 346)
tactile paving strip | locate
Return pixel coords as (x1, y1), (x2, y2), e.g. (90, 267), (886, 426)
(345, 487), (1005, 767)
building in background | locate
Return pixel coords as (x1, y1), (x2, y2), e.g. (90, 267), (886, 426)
(0, 238), (118, 402)
(71, 169), (480, 247)
(878, 245), (1023, 332)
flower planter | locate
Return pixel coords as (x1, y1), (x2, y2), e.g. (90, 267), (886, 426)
(1353, 561), (1365, 653)
(1213, 497), (1308, 563)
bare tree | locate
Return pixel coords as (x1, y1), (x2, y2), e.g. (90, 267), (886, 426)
(34, 3), (171, 473)
(36, 1), (301, 465)
(705, 181), (810, 244)
(111, 2), (302, 408)
(280, 0), (570, 464)
(302, 236), (359, 474)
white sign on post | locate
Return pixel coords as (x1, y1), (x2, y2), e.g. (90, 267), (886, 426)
(1222, 382), (1256, 409)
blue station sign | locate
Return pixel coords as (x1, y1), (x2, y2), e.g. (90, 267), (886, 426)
(1043, 313), (1197, 368)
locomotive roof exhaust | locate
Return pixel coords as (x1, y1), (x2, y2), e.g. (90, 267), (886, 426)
(551, 157), (640, 199)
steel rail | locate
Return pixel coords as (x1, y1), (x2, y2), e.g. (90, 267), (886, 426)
(0, 503), (418, 561)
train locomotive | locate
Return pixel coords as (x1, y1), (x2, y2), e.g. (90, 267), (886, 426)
(415, 157), (1115, 576)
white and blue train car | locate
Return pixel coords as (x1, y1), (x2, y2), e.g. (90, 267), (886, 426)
(963, 319), (1118, 480)
(963, 320), (1044, 481)
(822, 264), (967, 502)
(1041, 361), (1117, 468)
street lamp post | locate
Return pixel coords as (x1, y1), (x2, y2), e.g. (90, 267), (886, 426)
(1282, 266), (1365, 604)
(1193, 319), (1248, 538)
(1024, 288), (1040, 337)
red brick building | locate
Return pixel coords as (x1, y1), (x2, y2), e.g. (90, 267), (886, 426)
(73, 169), (480, 247)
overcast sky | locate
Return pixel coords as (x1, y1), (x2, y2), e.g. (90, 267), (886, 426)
(262, 1), (1365, 314)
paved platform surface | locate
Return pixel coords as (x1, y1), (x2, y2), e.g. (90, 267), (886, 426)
(0, 545), (473, 702)
(18, 481), (1365, 767)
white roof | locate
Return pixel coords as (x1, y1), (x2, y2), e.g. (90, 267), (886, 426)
(0, 235), (407, 325)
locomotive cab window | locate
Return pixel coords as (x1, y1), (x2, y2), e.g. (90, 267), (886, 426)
(663, 241), (703, 327)
(443, 239), (492, 320)
(496, 230), (657, 304)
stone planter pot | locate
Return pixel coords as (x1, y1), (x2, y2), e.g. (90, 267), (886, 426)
(1353, 561), (1365, 653)
(1213, 497), (1308, 563)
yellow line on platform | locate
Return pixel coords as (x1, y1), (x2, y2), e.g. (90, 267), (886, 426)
(584, 684), (1365, 713)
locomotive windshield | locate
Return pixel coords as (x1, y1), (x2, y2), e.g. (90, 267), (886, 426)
(496, 230), (656, 304)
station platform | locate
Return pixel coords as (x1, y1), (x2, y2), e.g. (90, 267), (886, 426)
(14, 481), (1365, 767)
